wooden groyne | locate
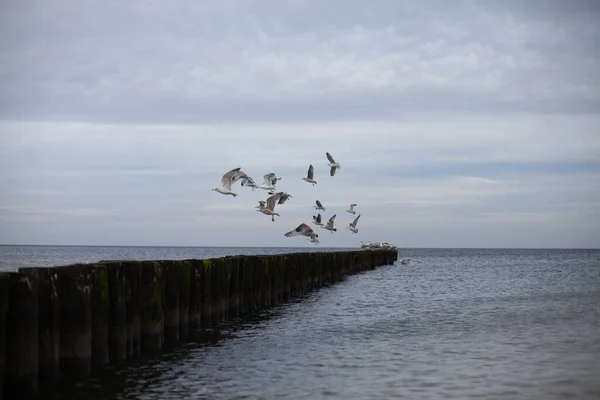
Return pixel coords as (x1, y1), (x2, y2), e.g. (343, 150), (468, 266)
(0, 249), (397, 399)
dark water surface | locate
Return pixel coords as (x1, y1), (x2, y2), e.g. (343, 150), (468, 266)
(2, 246), (599, 399)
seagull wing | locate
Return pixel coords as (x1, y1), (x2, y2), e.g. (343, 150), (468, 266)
(307, 164), (314, 180)
(263, 173), (275, 185)
(284, 223), (314, 237)
(351, 214), (361, 228)
(330, 166), (336, 176)
(316, 213), (322, 223)
(326, 152), (335, 164)
(327, 214), (336, 228)
(221, 167), (242, 190)
(266, 192), (283, 211)
(278, 193), (292, 205)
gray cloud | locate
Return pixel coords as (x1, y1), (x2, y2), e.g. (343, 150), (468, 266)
(1, 0), (598, 123)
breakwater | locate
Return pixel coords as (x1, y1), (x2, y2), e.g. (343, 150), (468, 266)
(0, 249), (397, 399)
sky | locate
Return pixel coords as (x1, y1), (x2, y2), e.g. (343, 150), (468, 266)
(0, 0), (599, 248)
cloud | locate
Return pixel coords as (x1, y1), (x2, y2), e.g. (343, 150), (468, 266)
(1, 0), (599, 123)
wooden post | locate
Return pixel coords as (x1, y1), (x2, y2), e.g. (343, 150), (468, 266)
(139, 261), (164, 354)
(58, 264), (93, 380)
(105, 262), (127, 364)
(38, 267), (60, 387)
(162, 261), (180, 345)
(178, 261), (191, 337)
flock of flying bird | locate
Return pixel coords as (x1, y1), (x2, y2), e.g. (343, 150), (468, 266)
(212, 152), (362, 245)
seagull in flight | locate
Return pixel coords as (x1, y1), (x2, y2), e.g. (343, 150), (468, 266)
(284, 223), (319, 241)
(314, 200), (326, 212)
(347, 203), (358, 215)
(347, 214), (361, 234)
(212, 167), (248, 197)
(322, 214), (337, 233)
(326, 152), (341, 176)
(257, 192), (284, 222)
(302, 164), (317, 185)
(312, 213), (324, 227)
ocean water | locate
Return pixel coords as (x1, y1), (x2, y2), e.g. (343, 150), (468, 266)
(2, 246), (600, 399)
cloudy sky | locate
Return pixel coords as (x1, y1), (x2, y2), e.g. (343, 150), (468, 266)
(1, 0), (599, 248)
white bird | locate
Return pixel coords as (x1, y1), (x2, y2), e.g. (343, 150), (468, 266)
(312, 213), (324, 226)
(256, 173), (281, 192)
(314, 200), (326, 212)
(322, 214), (337, 233)
(278, 192), (293, 205)
(284, 223), (319, 240)
(302, 164), (317, 185)
(326, 152), (341, 176)
(347, 214), (361, 234)
(257, 192), (284, 222)
(347, 203), (358, 214)
(212, 167), (247, 197)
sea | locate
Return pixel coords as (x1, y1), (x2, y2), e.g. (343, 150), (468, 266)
(1, 245), (599, 400)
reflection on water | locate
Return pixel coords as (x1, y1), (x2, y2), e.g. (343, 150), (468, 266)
(11, 248), (600, 399)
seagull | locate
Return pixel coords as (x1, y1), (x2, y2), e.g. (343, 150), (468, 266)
(257, 192), (284, 222)
(314, 200), (326, 212)
(212, 167), (248, 197)
(278, 192), (293, 205)
(347, 203), (358, 215)
(256, 173), (281, 192)
(347, 214), (361, 234)
(284, 223), (319, 240)
(302, 164), (317, 185)
(322, 214), (337, 233)
(326, 152), (341, 176)
(312, 213), (324, 226)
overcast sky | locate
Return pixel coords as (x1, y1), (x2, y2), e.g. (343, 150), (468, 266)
(1, 0), (599, 248)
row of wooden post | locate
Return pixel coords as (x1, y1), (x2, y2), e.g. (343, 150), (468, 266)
(0, 249), (397, 399)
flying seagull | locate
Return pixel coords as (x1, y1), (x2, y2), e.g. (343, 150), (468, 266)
(256, 173), (281, 193)
(314, 200), (326, 212)
(257, 192), (284, 222)
(302, 164), (317, 185)
(322, 214), (337, 233)
(312, 213), (324, 226)
(284, 223), (319, 240)
(347, 203), (358, 215)
(326, 152), (341, 176)
(347, 214), (361, 234)
(212, 167), (248, 197)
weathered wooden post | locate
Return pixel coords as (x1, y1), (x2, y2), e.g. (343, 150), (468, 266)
(57, 264), (93, 380)
(162, 261), (180, 345)
(91, 264), (110, 368)
(123, 261), (141, 358)
(187, 260), (202, 331)
(38, 267), (60, 387)
(0, 272), (11, 398)
(139, 261), (164, 354)
(227, 256), (240, 319)
(5, 268), (39, 397)
(178, 261), (191, 337)
(200, 260), (213, 327)
(270, 256), (280, 306)
(214, 257), (230, 322)
(105, 262), (127, 364)
(280, 255), (291, 302)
